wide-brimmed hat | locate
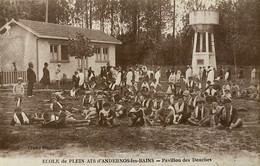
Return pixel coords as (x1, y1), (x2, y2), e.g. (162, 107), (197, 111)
(183, 90), (190, 96)
(223, 98), (232, 104)
(51, 96), (57, 100)
(97, 95), (103, 100)
(196, 97), (205, 103)
(175, 83), (181, 87)
(103, 102), (110, 107)
(190, 92), (197, 96)
(85, 91), (91, 94)
(17, 77), (23, 82)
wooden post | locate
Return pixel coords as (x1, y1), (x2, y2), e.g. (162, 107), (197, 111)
(45, 0), (48, 23)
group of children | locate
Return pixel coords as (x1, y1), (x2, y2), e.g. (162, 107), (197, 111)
(11, 66), (249, 130)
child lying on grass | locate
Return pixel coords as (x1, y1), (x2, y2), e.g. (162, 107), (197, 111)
(11, 107), (30, 126)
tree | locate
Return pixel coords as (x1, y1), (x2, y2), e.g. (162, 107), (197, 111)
(68, 33), (95, 80)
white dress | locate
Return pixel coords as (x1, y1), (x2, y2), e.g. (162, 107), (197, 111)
(207, 69), (214, 83)
(169, 73), (176, 83)
(78, 72), (85, 86)
(154, 70), (161, 84)
(176, 70), (181, 82)
(126, 71), (133, 86)
(134, 70), (140, 82)
(115, 72), (122, 86)
(185, 68), (191, 82)
(55, 67), (61, 81)
(224, 71), (229, 80)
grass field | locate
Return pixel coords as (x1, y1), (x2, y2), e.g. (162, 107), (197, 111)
(0, 66), (259, 166)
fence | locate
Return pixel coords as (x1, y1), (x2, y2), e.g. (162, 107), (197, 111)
(0, 71), (27, 84)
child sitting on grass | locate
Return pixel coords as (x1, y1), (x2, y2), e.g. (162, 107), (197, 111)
(11, 107), (30, 126)
(82, 102), (98, 122)
(215, 98), (243, 130)
(231, 80), (240, 98)
(82, 91), (95, 106)
(114, 102), (126, 118)
(157, 100), (174, 127)
(30, 108), (45, 124)
(70, 87), (80, 100)
(13, 77), (24, 107)
(128, 102), (145, 127)
(42, 109), (66, 128)
(98, 102), (116, 127)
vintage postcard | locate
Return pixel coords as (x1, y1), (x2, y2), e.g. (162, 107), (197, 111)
(0, 0), (259, 166)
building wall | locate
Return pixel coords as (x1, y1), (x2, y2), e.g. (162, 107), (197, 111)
(37, 39), (78, 82)
(9, 24), (38, 78)
(87, 44), (116, 75)
(0, 35), (24, 71)
(37, 40), (116, 82)
(3, 24), (117, 82)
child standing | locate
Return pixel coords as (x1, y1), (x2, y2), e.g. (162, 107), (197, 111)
(13, 77), (24, 107)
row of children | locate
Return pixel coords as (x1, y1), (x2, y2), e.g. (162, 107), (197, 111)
(11, 80), (243, 130)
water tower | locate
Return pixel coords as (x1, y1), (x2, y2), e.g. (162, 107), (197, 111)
(189, 10), (219, 74)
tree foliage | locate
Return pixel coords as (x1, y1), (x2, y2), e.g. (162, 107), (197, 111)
(0, 0), (259, 66)
(67, 32), (94, 59)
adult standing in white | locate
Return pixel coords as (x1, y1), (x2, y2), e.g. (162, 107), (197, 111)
(126, 67), (133, 86)
(154, 67), (161, 85)
(115, 69), (122, 86)
(207, 67), (214, 84)
(55, 63), (61, 87)
(185, 65), (192, 83)
(134, 68), (140, 83)
(251, 67), (256, 84)
(176, 68), (181, 82)
(78, 69), (85, 88)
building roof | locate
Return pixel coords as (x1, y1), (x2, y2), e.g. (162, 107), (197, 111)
(2, 19), (122, 44)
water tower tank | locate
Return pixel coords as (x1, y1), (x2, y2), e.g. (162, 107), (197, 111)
(189, 10), (219, 75)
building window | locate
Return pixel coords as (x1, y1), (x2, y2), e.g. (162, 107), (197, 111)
(50, 44), (58, 61)
(50, 44), (69, 62)
(95, 46), (109, 62)
(61, 45), (69, 60)
(95, 47), (102, 61)
(103, 47), (109, 61)
(197, 59), (204, 65)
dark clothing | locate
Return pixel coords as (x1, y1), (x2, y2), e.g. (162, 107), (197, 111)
(27, 67), (36, 83)
(128, 109), (145, 126)
(27, 82), (34, 96)
(216, 107), (240, 127)
(166, 70), (171, 79)
(98, 109), (115, 126)
(11, 113), (24, 126)
(27, 67), (36, 96)
(219, 69), (224, 79)
(94, 101), (103, 114)
(213, 84), (221, 91)
(40, 67), (50, 85)
(72, 75), (80, 88)
(238, 69), (243, 79)
(202, 69), (207, 81)
(173, 89), (183, 99)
